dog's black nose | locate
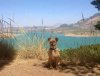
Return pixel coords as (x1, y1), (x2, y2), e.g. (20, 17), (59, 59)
(51, 44), (54, 46)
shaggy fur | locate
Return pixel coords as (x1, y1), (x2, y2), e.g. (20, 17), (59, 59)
(48, 38), (60, 69)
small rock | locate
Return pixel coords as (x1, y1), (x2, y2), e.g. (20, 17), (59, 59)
(86, 73), (95, 76)
(78, 66), (88, 74)
(97, 65), (100, 68)
(93, 68), (100, 74)
(65, 69), (72, 73)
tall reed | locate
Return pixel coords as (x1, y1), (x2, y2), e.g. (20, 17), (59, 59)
(14, 28), (48, 60)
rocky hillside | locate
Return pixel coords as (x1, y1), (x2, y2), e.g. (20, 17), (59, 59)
(58, 13), (100, 28)
(52, 13), (100, 34)
(76, 13), (100, 27)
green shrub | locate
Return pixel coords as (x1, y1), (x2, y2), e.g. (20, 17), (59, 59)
(61, 44), (100, 65)
(94, 21), (100, 30)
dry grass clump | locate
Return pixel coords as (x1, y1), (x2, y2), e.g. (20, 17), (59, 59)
(17, 45), (48, 60)
(15, 29), (48, 60)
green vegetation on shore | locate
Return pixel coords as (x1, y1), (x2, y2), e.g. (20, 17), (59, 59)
(61, 44), (100, 65)
(95, 21), (100, 31)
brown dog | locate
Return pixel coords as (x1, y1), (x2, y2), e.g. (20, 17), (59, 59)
(48, 37), (60, 69)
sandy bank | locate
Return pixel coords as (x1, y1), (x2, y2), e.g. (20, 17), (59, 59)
(64, 33), (100, 37)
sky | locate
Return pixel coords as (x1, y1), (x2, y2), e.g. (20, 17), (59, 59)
(0, 0), (98, 27)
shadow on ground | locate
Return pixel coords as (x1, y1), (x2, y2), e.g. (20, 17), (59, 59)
(0, 40), (16, 70)
(43, 61), (100, 76)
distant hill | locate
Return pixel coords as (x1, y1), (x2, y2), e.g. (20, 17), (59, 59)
(53, 13), (100, 33)
(76, 13), (100, 28)
(88, 13), (100, 20)
(60, 24), (68, 27)
(59, 24), (73, 27)
(58, 13), (100, 29)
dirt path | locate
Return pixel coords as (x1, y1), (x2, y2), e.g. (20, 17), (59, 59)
(0, 59), (75, 76)
(0, 59), (100, 76)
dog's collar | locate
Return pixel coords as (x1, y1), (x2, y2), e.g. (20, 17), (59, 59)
(49, 48), (56, 50)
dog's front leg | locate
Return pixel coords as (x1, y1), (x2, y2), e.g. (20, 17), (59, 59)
(48, 58), (53, 69)
(55, 61), (59, 70)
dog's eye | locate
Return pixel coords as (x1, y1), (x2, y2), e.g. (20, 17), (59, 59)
(50, 42), (52, 44)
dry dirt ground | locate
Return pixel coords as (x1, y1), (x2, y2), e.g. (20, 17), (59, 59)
(0, 59), (100, 76)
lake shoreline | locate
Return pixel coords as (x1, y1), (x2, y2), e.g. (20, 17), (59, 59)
(1, 32), (100, 38)
(0, 33), (21, 38)
(64, 33), (100, 37)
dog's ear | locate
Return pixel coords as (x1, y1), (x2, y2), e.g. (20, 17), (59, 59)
(48, 38), (51, 41)
(55, 37), (58, 42)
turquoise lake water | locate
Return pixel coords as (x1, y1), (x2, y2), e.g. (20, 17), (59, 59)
(0, 32), (100, 50)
